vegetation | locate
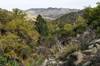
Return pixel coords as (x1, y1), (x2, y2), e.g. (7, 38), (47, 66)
(0, 3), (100, 66)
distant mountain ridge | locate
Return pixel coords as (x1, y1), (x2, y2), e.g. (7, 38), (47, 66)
(25, 7), (79, 20)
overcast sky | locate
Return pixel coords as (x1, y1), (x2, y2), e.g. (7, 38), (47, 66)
(0, 0), (99, 10)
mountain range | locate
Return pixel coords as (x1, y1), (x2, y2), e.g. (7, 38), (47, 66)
(25, 7), (79, 20)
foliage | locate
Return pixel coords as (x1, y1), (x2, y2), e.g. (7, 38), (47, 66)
(83, 3), (100, 36)
(51, 43), (80, 60)
(12, 8), (26, 19)
(0, 8), (40, 65)
(74, 16), (87, 34)
(0, 56), (19, 66)
(0, 8), (12, 23)
(35, 15), (49, 36)
(0, 3), (99, 66)
(5, 18), (39, 42)
(64, 23), (74, 32)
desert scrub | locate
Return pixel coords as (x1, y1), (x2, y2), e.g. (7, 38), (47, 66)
(51, 43), (80, 59)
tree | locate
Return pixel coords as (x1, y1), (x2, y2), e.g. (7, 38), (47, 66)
(35, 15), (48, 36)
(12, 8), (26, 19)
(64, 23), (74, 33)
(84, 3), (100, 29)
(0, 8), (12, 23)
(74, 16), (87, 34)
(83, 3), (100, 37)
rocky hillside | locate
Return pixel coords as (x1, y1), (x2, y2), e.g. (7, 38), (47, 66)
(25, 8), (79, 20)
(0, 3), (100, 66)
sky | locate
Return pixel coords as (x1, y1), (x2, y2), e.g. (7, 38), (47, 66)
(0, 0), (100, 10)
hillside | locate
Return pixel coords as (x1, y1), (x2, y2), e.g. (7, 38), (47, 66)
(0, 3), (100, 66)
(26, 8), (79, 20)
(55, 10), (83, 23)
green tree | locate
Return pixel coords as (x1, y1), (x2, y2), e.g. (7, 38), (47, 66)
(12, 8), (26, 19)
(0, 8), (12, 23)
(64, 23), (74, 33)
(74, 16), (87, 34)
(84, 3), (100, 29)
(83, 3), (100, 37)
(35, 15), (48, 36)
